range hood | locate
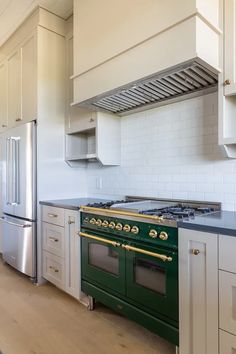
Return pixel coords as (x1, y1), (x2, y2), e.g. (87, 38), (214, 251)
(78, 61), (218, 115)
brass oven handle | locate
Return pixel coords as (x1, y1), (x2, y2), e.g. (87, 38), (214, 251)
(79, 232), (121, 247)
(121, 244), (173, 262)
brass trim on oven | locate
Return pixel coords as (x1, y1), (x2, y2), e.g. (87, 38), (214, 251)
(121, 244), (173, 262)
(79, 232), (121, 247)
(80, 206), (164, 222)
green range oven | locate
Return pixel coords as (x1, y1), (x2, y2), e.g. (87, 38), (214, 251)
(79, 207), (179, 346)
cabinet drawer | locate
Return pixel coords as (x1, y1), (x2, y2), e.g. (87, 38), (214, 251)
(43, 251), (65, 289)
(220, 329), (236, 354)
(219, 270), (236, 335)
(219, 235), (236, 273)
(42, 206), (65, 226)
(42, 222), (65, 257)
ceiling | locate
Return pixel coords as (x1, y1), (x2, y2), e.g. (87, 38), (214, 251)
(0, 0), (73, 47)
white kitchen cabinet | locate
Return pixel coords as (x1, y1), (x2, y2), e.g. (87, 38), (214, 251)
(220, 329), (236, 354)
(21, 34), (37, 125)
(0, 61), (8, 132)
(218, 0), (236, 157)
(223, 0), (236, 96)
(179, 228), (218, 354)
(7, 49), (21, 127)
(65, 110), (121, 166)
(65, 209), (81, 299)
(8, 34), (37, 128)
(42, 205), (83, 301)
(219, 270), (236, 336)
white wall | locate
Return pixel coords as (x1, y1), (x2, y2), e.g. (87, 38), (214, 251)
(86, 92), (236, 211)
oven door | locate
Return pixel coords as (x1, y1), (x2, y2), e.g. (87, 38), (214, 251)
(80, 230), (126, 295)
(125, 241), (178, 322)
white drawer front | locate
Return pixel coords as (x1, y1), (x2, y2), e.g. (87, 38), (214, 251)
(220, 329), (236, 354)
(43, 251), (65, 290)
(219, 235), (236, 273)
(42, 222), (65, 257)
(219, 270), (236, 336)
(42, 206), (65, 227)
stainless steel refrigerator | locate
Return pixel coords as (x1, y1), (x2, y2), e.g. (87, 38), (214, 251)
(0, 121), (36, 279)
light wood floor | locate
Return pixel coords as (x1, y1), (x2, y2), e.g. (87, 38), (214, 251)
(0, 259), (175, 354)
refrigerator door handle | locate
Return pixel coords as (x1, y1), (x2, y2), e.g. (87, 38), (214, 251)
(0, 217), (31, 228)
(12, 137), (20, 205)
(6, 138), (12, 205)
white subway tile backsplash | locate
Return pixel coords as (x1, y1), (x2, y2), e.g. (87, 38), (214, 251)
(87, 92), (235, 210)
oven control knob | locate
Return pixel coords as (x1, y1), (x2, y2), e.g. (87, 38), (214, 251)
(115, 223), (123, 231)
(102, 220), (109, 228)
(84, 217), (89, 224)
(123, 224), (131, 232)
(109, 221), (116, 229)
(89, 218), (96, 225)
(149, 229), (158, 238)
(159, 231), (168, 241)
(131, 226), (139, 234)
(95, 219), (102, 226)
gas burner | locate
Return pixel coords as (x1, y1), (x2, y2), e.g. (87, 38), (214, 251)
(138, 204), (215, 221)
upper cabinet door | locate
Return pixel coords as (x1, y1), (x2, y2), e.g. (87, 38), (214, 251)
(0, 62), (8, 132)
(7, 50), (21, 127)
(224, 0), (236, 95)
(21, 35), (37, 124)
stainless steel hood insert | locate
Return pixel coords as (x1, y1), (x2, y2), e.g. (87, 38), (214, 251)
(82, 61), (218, 115)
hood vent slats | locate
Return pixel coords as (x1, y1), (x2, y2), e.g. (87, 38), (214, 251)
(88, 62), (218, 114)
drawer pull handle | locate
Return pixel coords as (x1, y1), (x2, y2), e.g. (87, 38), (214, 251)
(49, 266), (59, 273)
(48, 213), (58, 218)
(49, 237), (59, 242)
(89, 118), (94, 123)
(2, 124), (7, 128)
(68, 219), (75, 225)
(15, 118), (22, 122)
(79, 232), (120, 247)
(224, 79), (231, 86)
(192, 249), (200, 255)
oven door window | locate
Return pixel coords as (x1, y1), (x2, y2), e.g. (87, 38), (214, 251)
(89, 243), (119, 275)
(135, 258), (166, 295)
(81, 235), (126, 295)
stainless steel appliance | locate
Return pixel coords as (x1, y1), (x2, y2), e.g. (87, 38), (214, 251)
(0, 122), (36, 279)
(79, 197), (221, 346)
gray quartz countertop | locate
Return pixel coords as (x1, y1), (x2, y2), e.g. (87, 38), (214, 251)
(178, 211), (236, 236)
(39, 198), (112, 210)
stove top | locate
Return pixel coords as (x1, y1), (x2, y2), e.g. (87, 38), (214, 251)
(86, 199), (217, 219)
(82, 197), (221, 227)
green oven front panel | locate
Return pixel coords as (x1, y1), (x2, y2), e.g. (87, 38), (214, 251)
(82, 281), (179, 346)
(81, 229), (126, 295)
(125, 240), (178, 321)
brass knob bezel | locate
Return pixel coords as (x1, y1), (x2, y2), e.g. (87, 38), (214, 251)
(109, 221), (116, 229)
(95, 219), (102, 226)
(89, 218), (96, 225)
(149, 229), (158, 238)
(159, 231), (168, 241)
(115, 223), (123, 231)
(123, 224), (131, 232)
(131, 226), (139, 234)
(102, 220), (109, 228)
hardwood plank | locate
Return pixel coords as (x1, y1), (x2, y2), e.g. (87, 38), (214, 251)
(0, 259), (175, 354)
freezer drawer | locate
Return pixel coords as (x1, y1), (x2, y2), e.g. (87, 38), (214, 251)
(1, 215), (36, 277)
